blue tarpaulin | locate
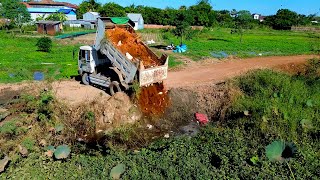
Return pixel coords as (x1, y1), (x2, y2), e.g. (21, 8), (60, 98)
(173, 44), (187, 53)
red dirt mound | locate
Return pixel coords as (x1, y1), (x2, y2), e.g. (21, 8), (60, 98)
(138, 83), (170, 116)
(106, 27), (160, 68)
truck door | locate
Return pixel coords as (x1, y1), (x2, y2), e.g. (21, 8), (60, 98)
(79, 50), (94, 73)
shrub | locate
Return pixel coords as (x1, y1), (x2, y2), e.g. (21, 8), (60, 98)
(36, 37), (52, 52)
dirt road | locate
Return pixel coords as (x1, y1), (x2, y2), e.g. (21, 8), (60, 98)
(165, 55), (314, 88)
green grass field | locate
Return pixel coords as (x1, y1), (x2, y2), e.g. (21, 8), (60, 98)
(141, 28), (319, 60)
(0, 28), (319, 83)
(0, 32), (79, 83)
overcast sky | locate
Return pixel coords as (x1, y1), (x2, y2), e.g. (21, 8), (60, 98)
(59, 0), (320, 16)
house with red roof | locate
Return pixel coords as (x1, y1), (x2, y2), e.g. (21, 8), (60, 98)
(22, 0), (78, 21)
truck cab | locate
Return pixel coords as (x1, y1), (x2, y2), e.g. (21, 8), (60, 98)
(78, 46), (96, 75)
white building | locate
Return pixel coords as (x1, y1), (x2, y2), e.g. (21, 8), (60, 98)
(127, 13), (144, 30)
(28, 8), (76, 21)
(83, 12), (100, 21)
(252, 13), (265, 22)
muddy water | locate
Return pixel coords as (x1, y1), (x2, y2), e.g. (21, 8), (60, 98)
(138, 83), (170, 116)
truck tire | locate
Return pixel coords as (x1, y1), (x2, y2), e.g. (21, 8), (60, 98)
(82, 73), (90, 85)
(109, 81), (121, 95)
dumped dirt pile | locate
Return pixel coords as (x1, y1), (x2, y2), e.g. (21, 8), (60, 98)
(106, 27), (160, 68)
(138, 83), (170, 116)
(65, 92), (141, 137)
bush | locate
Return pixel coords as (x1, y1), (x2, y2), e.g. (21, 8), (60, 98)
(36, 37), (52, 52)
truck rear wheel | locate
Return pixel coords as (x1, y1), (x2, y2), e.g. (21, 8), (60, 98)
(109, 81), (121, 95)
(82, 73), (90, 85)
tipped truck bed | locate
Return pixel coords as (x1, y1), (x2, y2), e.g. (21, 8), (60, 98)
(95, 17), (168, 87)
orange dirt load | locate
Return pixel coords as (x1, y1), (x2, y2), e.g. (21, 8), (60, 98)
(138, 83), (170, 116)
(106, 27), (160, 68)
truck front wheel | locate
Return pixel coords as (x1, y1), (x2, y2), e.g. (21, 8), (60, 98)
(109, 81), (121, 95)
(82, 73), (90, 85)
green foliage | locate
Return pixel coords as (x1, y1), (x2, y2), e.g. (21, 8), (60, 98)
(161, 28), (315, 60)
(54, 145), (71, 160)
(305, 58), (320, 78)
(99, 2), (126, 17)
(0, 0), (31, 31)
(110, 163), (126, 179)
(37, 91), (54, 122)
(77, 0), (101, 19)
(232, 10), (256, 43)
(264, 9), (307, 30)
(21, 138), (36, 151)
(85, 111), (95, 122)
(172, 11), (191, 45)
(230, 69), (320, 140)
(36, 37), (52, 52)
(0, 121), (17, 136)
(250, 155), (259, 165)
(45, 13), (67, 22)
(188, 0), (214, 26)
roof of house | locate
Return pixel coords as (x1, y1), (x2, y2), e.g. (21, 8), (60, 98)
(58, 9), (76, 14)
(36, 20), (61, 25)
(127, 13), (143, 22)
(84, 12), (100, 16)
(23, 0), (78, 9)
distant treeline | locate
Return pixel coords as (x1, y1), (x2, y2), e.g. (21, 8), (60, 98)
(78, 0), (320, 30)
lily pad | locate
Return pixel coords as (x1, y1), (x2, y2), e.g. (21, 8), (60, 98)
(110, 163), (126, 180)
(54, 145), (71, 159)
(266, 140), (285, 161)
(266, 140), (296, 162)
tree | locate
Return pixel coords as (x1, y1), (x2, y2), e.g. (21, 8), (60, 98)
(215, 10), (233, 27)
(77, 0), (101, 19)
(188, 0), (213, 26)
(233, 10), (253, 43)
(124, 4), (138, 13)
(36, 37), (52, 52)
(172, 11), (191, 45)
(45, 12), (67, 22)
(99, 2), (126, 17)
(273, 9), (299, 30)
(1, 0), (31, 32)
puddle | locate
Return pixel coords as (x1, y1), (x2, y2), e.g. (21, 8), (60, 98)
(210, 51), (229, 59)
(34, 72), (44, 81)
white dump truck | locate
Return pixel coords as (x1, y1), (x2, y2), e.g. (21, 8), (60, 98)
(78, 17), (168, 95)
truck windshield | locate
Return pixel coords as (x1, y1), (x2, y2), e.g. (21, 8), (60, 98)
(80, 50), (91, 62)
